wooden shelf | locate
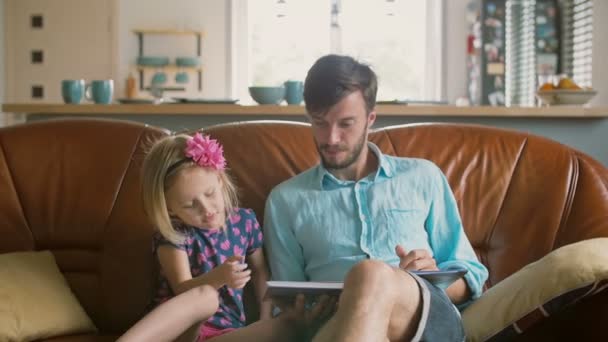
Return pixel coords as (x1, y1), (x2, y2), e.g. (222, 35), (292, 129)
(135, 65), (203, 72)
(132, 29), (204, 36)
(134, 29), (204, 91)
(3, 104), (608, 118)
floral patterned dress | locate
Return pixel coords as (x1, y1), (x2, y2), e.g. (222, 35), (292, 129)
(151, 207), (263, 329)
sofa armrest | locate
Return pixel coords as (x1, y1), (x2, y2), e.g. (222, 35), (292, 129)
(463, 238), (608, 341)
(517, 287), (608, 341)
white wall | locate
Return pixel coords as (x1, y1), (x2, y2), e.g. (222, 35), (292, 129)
(0, 0), (5, 126)
(444, 0), (469, 104)
(117, 0), (228, 99)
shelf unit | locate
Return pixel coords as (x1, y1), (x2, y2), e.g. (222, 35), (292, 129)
(132, 29), (204, 91)
(135, 65), (203, 72)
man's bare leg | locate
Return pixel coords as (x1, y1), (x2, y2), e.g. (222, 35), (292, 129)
(313, 260), (422, 342)
(204, 314), (305, 342)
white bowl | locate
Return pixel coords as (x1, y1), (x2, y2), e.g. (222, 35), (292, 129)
(536, 89), (597, 106)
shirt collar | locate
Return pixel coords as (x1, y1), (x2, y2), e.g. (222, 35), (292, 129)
(316, 142), (394, 189)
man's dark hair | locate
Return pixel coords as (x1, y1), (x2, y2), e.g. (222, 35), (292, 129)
(303, 54), (378, 116)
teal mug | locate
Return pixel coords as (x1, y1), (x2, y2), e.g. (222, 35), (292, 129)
(85, 80), (114, 104)
(284, 80), (304, 105)
(61, 79), (85, 104)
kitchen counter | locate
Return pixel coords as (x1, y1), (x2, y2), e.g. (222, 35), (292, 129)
(3, 103), (608, 118)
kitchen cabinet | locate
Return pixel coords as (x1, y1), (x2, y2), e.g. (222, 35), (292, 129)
(4, 0), (118, 103)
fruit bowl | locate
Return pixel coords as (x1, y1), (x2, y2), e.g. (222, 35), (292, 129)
(536, 89), (597, 106)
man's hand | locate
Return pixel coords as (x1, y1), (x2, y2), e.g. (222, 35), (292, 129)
(395, 245), (438, 271)
(214, 255), (251, 289)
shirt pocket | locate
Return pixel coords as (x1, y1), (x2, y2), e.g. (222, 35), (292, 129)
(380, 208), (431, 255)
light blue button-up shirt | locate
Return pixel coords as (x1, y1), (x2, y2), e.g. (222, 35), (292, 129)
(264, 143), (488, 304)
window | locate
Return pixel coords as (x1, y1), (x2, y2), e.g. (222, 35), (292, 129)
(241, 0), (444, 103)
(504, 0), (593, 106)
(560, 0), (593, 87)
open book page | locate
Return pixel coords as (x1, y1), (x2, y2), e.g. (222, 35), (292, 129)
(265, 269), (467, 300)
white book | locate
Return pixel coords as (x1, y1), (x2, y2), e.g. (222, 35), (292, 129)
(266, 281), (343, 299)
(265, 269), (467, 300)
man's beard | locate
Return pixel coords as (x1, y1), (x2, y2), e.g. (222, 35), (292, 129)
(318, 125), (367, 171)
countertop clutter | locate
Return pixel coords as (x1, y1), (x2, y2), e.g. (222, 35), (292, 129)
(2, 103), (607, 118)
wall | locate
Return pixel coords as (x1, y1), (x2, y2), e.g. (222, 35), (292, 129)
(445, 0), (469, 104)
(117, 0), (228, 100)
(590, 0), (608, 105)
(0, 0), (4, 127)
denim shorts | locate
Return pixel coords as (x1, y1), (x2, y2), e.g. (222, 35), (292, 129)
(409, 272), (465, 342)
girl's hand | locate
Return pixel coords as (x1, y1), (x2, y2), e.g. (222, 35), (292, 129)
(216, 255), (251, 289)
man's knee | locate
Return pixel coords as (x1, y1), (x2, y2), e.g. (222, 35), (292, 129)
(344, 259), (395, 289)
(344, 260), (419, 295)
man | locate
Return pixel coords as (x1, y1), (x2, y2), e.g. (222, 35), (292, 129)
(264, 54), (488, 341)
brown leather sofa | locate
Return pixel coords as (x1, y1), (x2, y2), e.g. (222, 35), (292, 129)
(1, 118), (607, 341)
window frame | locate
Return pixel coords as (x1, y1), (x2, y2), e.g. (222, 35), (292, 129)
(229, 0), (446, 104)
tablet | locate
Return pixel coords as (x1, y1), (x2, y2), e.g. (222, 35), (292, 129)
(410, 269), (468, 289)
(265, 281), (342, 299)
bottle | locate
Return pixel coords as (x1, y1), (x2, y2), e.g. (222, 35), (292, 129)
(125, 72), (136, 99)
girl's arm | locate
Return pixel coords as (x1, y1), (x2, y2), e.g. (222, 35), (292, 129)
(247, 248), (273, 320)
(158, 245), (249, 294)
(158, 245), (222, 294)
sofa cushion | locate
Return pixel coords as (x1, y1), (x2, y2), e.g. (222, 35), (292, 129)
(462, 238), (608, 341)
(0, 250), (97, 341)
(41, 334), (117, 342)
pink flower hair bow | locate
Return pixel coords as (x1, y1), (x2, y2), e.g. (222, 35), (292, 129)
(185, 133), (226, 170)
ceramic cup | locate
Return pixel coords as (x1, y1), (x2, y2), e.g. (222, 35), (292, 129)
(284, 80), (304, 105)
(61, 79), (85, 104)
(85, 80), (114, 104)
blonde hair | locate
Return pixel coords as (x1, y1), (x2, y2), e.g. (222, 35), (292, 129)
(142, 133), (239, 244)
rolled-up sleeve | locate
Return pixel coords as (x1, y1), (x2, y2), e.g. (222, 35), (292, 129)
(264, 189), (307, 281)
(425, 166), (488, 308)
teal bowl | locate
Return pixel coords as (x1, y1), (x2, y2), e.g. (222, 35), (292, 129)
(248, 86), (285, 105)
(151, 71), (167, 85)
(175, 56), (201, 67)
(137, 56), (169, 67)
(175, 72), (189, 84)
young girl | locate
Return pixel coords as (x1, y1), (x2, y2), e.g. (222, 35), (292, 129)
(118, 132), (304, 342)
